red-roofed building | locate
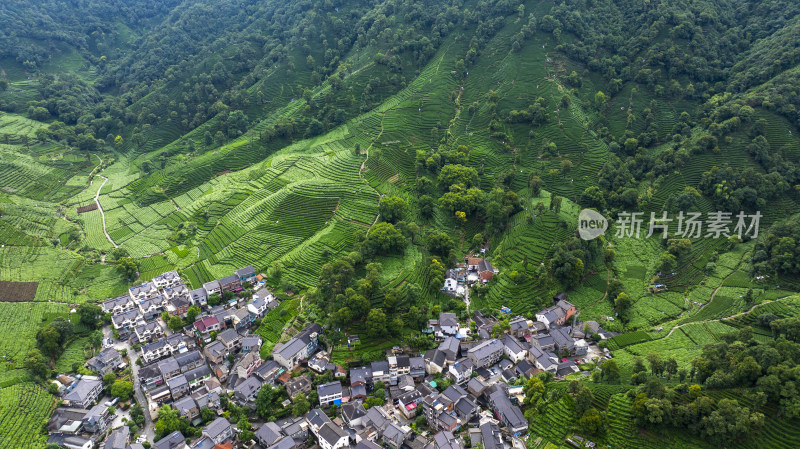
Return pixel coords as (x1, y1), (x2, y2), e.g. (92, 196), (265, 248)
(194, 316), (221, 335)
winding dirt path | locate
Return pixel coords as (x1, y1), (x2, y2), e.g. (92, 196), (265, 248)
(94, 172), (118, 248)
(94, 161), (119, 248)
(664, 298), (780, 338)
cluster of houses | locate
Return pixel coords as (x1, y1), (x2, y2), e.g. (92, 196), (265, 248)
(48, 262), (612, 449)
(106, 267), (260, 342)
(441, 256), (498, 298)
(47, 266), (276, 449)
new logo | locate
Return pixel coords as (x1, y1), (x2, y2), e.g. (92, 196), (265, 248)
(578, 209), (607, 240)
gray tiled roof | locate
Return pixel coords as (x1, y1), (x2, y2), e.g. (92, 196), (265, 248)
(129, 282), (155, 296)
(154, 431), (185, 449)
(467, 339), (503, 359)
(550, 327), (574, 349)
(236, 266), (256, 277)
(217, 328), (240, 344)
(175, 350), (202, 367)
(102, 295), (132, 311)
(167, 374), (188, 390)
(105, 426), (130, 449)
(489, 389), (526, 430)
(306, 408), (331, 429)
(185, 365), (211, 383)
(432, 431), (462, 449)
(204, 417), (231, 439)
(318, 422), (348, 446)
(318, 381), (343, 397)
(234, 376), (263, 399)
(63, 378), (101, 403)
(479, 422), (503, 449)
(342, 401), (367, 422)
(203, 280), (220, 291)
(267, 436), (296, 449)
(158, 358), (179, 377)
(173, 397), (197, 415)
(439, 312), (458, 327)
(219, 274), (239, 286)
(501, 335), (525, 354)
(112, 309), (141, 326)
(256, 422), (284, 446)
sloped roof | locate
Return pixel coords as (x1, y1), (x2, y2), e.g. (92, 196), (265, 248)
(236, 266), (256, 277)
(204, 417), (231, 439)
(255, 422), (284, 446)
(234, 376), (263, 398)
(63, 378), (101, 403)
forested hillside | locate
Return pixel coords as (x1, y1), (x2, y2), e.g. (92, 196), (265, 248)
(1, 0), (800, 447)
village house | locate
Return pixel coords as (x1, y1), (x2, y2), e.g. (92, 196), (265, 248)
(284, 375), (312, 400)
(111, 309), (144, 334)
(467, 339), (504, 368)
(272, 324), (321, 369)
(203, 280), (221, 297)
(465, 257), (498, 284)
(162, 282), (189, 300)
(138, 363), (163, 390)
(203, 417), (234, 445)
(235, 351), (263, 379)
(550, 327), (575, 356)
(134, 321), (164, 343)
(488, 389), (527, 435)
(189, 288), (208, 307)
(500, 335), (527, 363)
(318, 381), (344, 406)
(167, 374), (190, 400)
(63, 378), (103, 409)
(141, 334), (188, 364)
(448, 358), (474, 385)
(175, 350), (205, 373)
(248, 290), (275, 319)
(383, 422), (411, 449)
(424, 348), (447, 375)
(255, 422), (284, 448)
(535, 298), (576, 328)
(167, 295), (192, 317)
(216, 328), (242, 353)
(241, 335), (262, 354)
(234, 376), (263, 403)
(102, 294), (135, 315)
(307, 409), (349, 449)
(185, 365), (212, 389)
(82, 404), (110, 434)
(139, 296), (166, 321)
(153, 270), (182, 289)
(230, 307), (252, 332)
(129, 281), (159, 301)
(529, 345), (558, 372)
(235, 266), (257, 285)
(429, 431), (464, 449)
(218, 274), (241, 293)
(85, 348), (121, 376)
(441, 270), (461, 297)
(254, 360), (284, 385)
(155, 431), (187, 449)
(203, 341), (227, 365)
(105, 426), (130, 449)
(341, 401), (367, 427)
(431, 312), (459, 338)
(158, 358), (181, 381)
(194, 316), (221, 337)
